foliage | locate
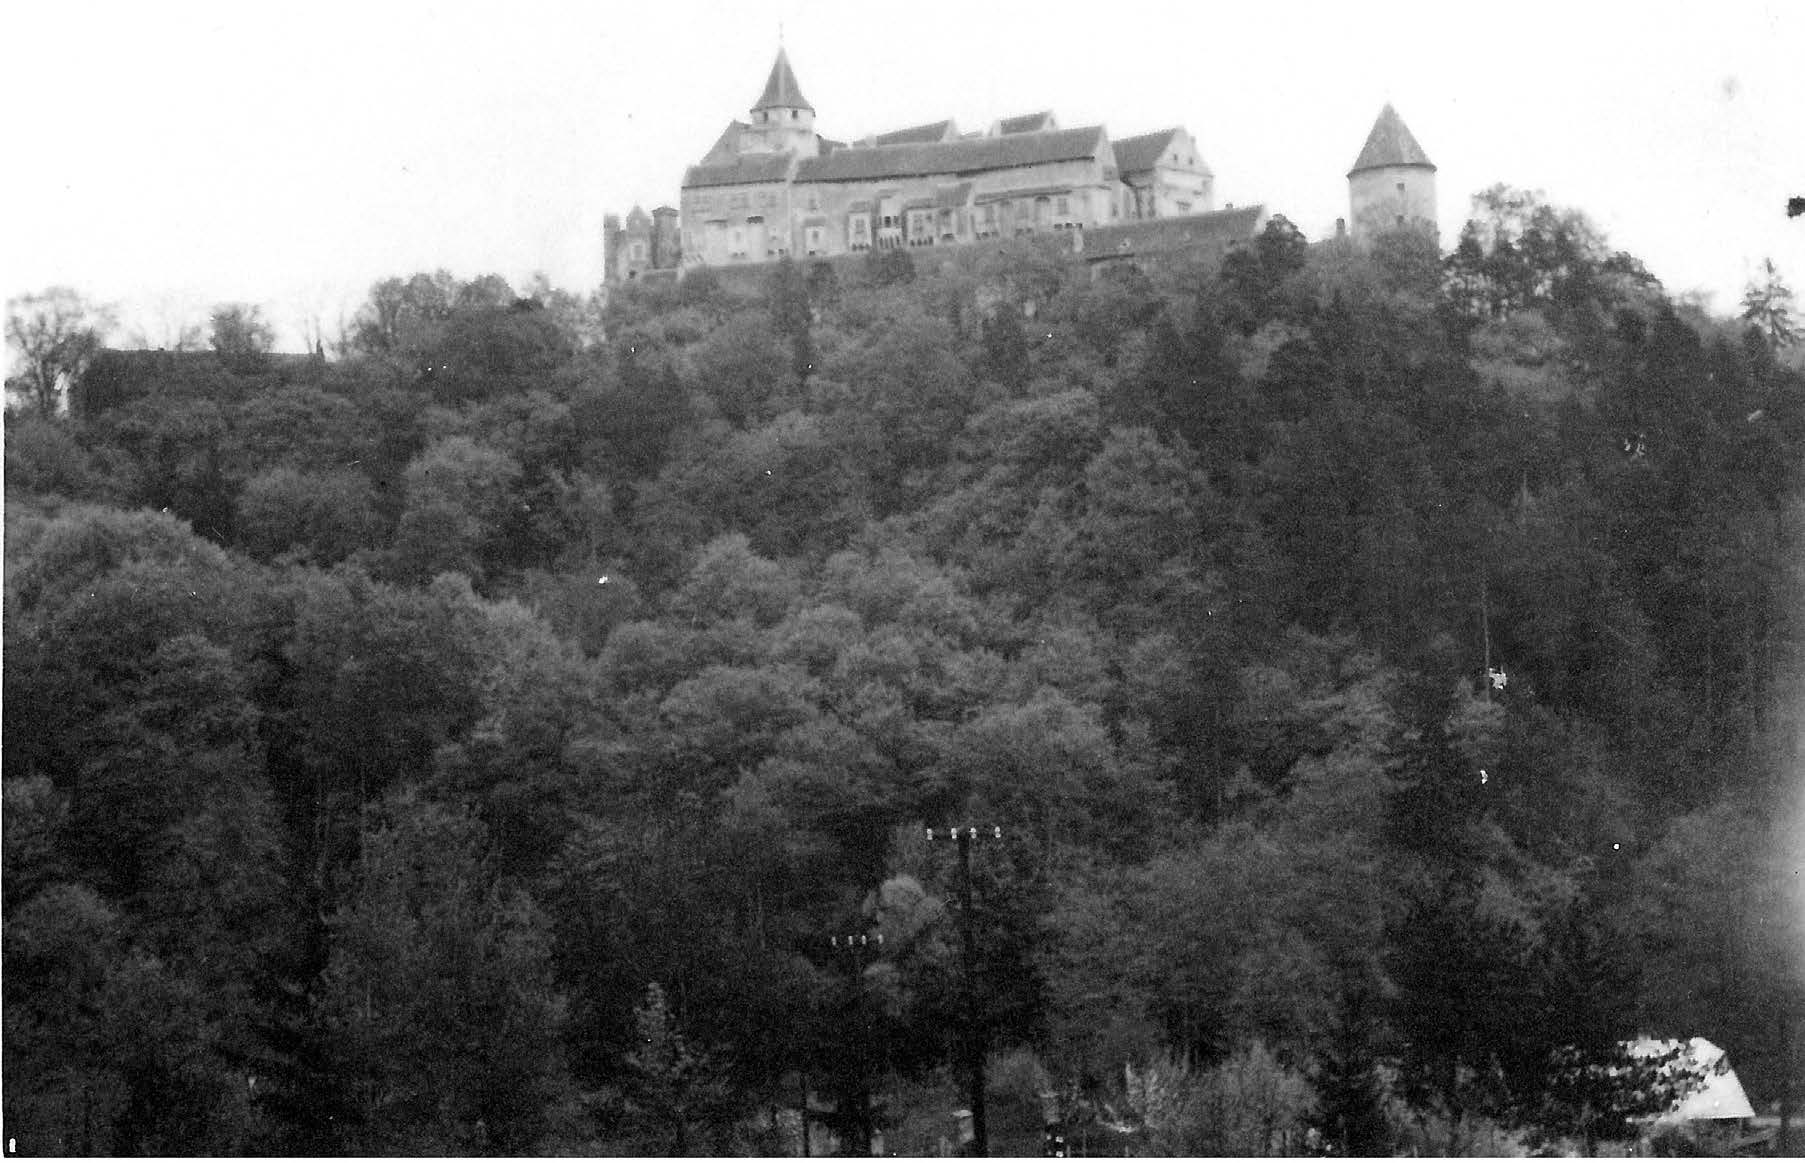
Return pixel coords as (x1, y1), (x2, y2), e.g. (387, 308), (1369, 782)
(6, 287), (113, 415)
(6, 200), (1803, 1153)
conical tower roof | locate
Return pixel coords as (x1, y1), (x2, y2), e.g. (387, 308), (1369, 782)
(753, 47), (812, 113)
(1349, 104), (1434, 175)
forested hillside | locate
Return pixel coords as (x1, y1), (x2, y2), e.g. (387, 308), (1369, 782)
(6, 191), (1803, 1156)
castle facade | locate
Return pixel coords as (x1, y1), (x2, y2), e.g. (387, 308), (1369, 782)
(604, 50), (1435, 283)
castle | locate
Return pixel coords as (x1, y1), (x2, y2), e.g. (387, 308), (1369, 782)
(603, 50), (1436, 284)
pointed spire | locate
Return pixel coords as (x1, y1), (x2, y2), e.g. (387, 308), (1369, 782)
(753, 46), (812, 113)
(1349, 104), (1434, 175)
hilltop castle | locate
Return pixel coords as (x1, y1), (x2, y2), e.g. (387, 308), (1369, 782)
(604, 50), (1435, 283)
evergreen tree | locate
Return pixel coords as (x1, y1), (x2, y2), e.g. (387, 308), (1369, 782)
(1312, 988), (1392, 1156)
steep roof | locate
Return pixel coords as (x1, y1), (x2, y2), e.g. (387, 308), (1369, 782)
(700, 121), (749, 165)
(873, 119), (958, 146)
(996, 111), (1057, 135)
(682, 153), (796, 189)
(1112, 129), (1210, 176)
(1349, 104), (1435, 174)
(753, 47), (812, 112)
(798, 125), (1106, 183)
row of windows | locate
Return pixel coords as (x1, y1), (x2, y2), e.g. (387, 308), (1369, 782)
(704, 191), (1103, 260)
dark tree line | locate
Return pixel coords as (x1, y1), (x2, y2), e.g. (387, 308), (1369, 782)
(5, 202), (1803, 1154)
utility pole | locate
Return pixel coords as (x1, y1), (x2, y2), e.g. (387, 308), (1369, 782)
(829, 932), (886, 1154)
(929, 825), (1005, 1157)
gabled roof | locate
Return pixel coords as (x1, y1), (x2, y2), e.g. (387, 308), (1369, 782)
(753, 47), (812, 113)
(995, 111), (1057, 135)
(1349, 104), (1435, 174)
(873, 119), (958, 146)
(797, 125), (1107, 183)
(1111, 128), (1211, 176)
(701, 120), (749, 165)
(682, 153), (796, 189)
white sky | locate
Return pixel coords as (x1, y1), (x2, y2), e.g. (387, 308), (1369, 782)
(3, 0), (1801, 351)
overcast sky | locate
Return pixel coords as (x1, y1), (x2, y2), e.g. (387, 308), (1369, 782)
(3, 0), (1801, 350)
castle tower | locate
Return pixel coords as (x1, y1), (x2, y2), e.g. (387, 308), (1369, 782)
(651, 205), (681, 269)
(743, 46), (818, 157)
(602, 212), (622, 283)
(1347, 104), (1437, 243)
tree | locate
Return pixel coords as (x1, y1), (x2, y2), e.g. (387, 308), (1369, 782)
(389, 436), (525, 584)
(316, 794), (572, 1154)
(236, 466), (383, 564)
(1740, 258), (1798, 350)
(210, 303), (276, 372)
(6, 287), (112, 415)
(621, 982), (734, 1155)
(1312, 989), (1392, 1156)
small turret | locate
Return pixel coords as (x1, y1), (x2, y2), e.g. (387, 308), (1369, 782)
(1347, 104), (1437, 243)
(743, 47), (818, 157)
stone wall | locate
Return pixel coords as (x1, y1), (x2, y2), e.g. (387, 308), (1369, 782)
(1349, 166), (1436, 242)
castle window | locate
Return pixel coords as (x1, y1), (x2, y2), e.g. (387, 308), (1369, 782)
(906, 209), (934, 246)
(630, 241), (647, 261)
(1397, 182), (1406, 194)
(790, 110), (799, 120)
(806, 226), (824, 255)
(1056, 195), (1070, 217)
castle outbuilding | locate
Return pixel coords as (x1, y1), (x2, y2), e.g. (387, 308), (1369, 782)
(1347, 103), (1438, 243)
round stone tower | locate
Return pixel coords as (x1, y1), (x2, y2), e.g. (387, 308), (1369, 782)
(1347, 104), (1437, 243)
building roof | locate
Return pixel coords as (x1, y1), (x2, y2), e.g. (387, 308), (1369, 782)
(682, 152), (796, 189)
(996, 111), (1057, 135)
(1086, 204), (1268, 256)
(701, 121), (749, 165)
(1625, 1038), (1758, 1124)
(797, 125), (1107, 183)
(1349, 104), (1435, 174)
(1113, 129), (1184, 174)
(873, 119), (958, 146)
(753, 47), (812, 113)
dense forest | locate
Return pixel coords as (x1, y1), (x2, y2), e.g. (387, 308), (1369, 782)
(5, 189), (1804, 1156)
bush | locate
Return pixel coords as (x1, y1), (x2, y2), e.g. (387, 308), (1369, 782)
(1128, 1042), (1316, 1157)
